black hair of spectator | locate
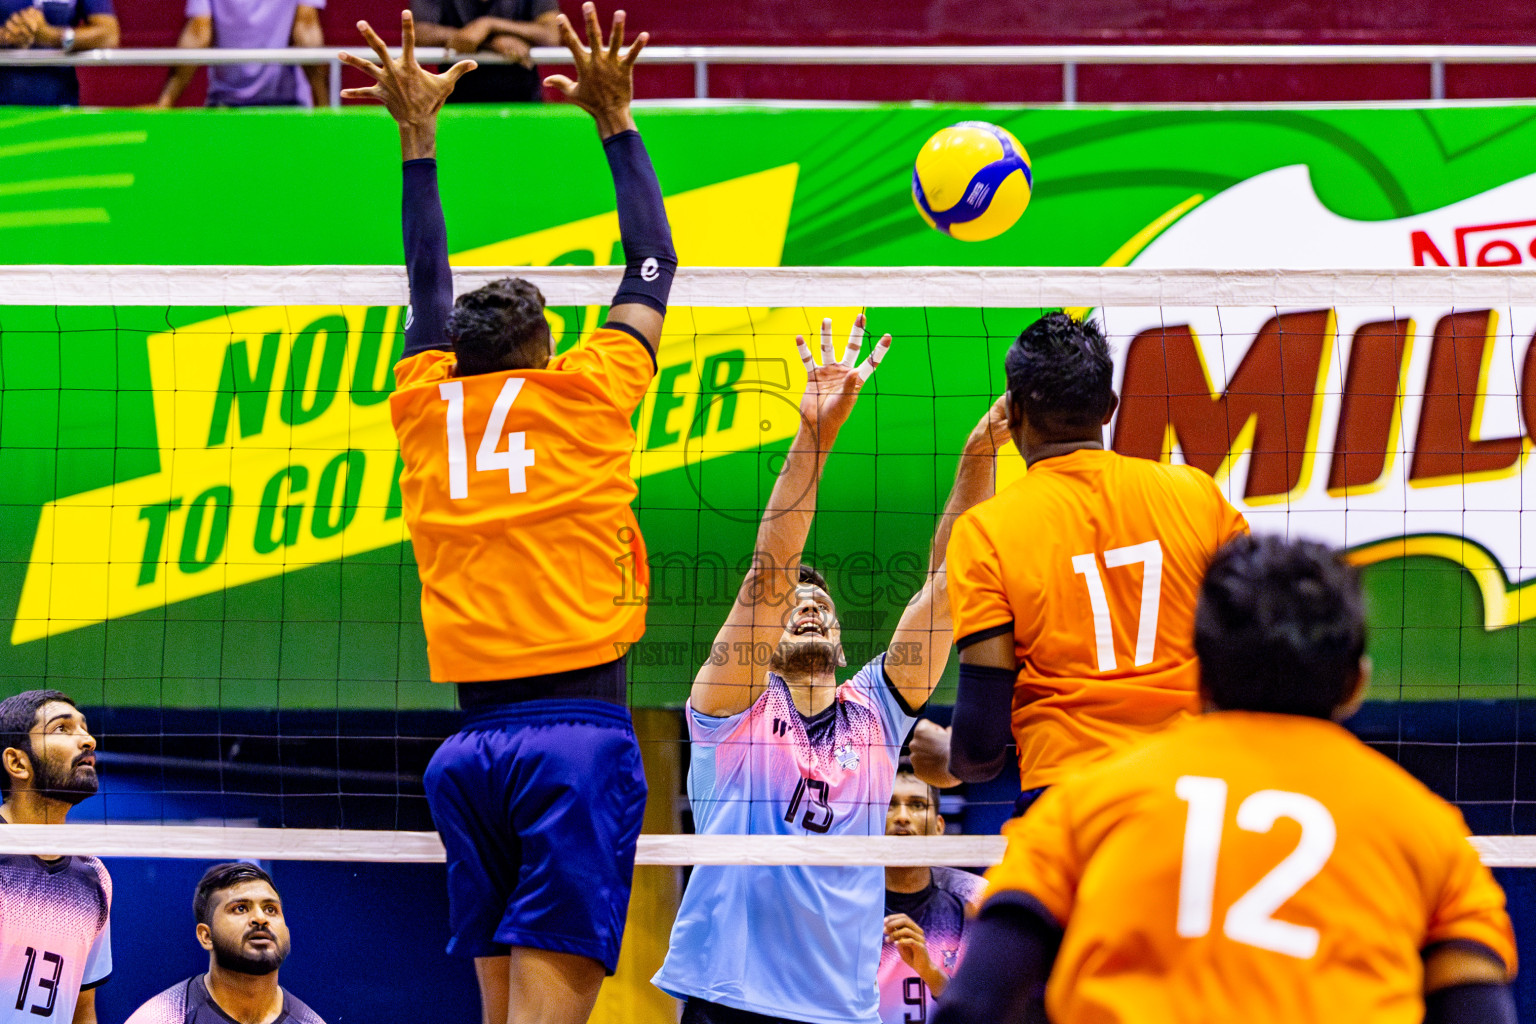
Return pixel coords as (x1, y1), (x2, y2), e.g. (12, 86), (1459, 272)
(447, 277), (551, 375)
(1004, 312), (1116, 439)
(0, 690), (75, 797)
(895, 760), (940, 812)
(1195, 535), (1367, 720)
(195, 862), (279, 926)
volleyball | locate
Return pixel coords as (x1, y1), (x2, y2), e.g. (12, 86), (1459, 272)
(911, 121), (1033, 241)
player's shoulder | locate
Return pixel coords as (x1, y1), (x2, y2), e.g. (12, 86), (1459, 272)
(124, 977), (193, 1024)
(391, 349), (456, 391)
(931, 866), (987, 903)
(282, 987), (328, 1024)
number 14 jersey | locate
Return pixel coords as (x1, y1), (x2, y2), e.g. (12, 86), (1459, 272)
(389, 331), (654, 683)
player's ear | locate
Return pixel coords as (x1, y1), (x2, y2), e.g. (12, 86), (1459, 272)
(934, 813), (946, 835)
(2, 746), (31, 788)
(1332, 656), (1372, 723)
(1101, 391), (1119, 425)
(195, 923), (214, 951)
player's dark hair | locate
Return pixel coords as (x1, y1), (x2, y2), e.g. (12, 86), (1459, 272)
(195, 862), (279, 926)
(1195, 535), (1367, 720)
(798, 563), (829, 594)
(0, 689), (76, 797)
(447, 277), (551, 376)
(1004, 312), (1115, 438)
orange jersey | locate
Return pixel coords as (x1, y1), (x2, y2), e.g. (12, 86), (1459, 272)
(389, 329), (654, 682)
(947, 449), (1247, 789)
(985, 712), (1516, 1024)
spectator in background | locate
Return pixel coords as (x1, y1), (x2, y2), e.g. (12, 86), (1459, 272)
(157, 0), (326, 108)
(880, 767), (984, 1024)
(0, 0), (119, 106)
(411, 0), (559, 103)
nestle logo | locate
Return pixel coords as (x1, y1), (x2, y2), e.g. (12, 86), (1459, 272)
(1412, 218), (1536, 267)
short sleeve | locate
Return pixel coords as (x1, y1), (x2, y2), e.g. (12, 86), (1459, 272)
(393, 349), (454, 389)
(1210, 479), (1248, 548)
(983, 784), (1082, 927)
(82, 916), (112, 987)
(1425, 813), (1518, 973)
(185, 0), (211, 18)
(554, 327), (656, 417)
(947, 511), (1014, 648)
(845, 653), (917, 748)
(300, 0), (325, 11)
(685, 698), (755, 804)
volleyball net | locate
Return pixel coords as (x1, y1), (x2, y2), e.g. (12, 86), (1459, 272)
(4, 263), (1536, 866)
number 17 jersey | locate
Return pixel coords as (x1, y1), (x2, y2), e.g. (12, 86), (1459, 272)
(389, 330), (654, 683)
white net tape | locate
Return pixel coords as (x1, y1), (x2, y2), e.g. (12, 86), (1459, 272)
(9, 265), (1536, 308)
(0, 828), (1528, 867)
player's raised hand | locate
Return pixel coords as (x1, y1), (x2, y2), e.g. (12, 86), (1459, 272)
(794, 314), (892, 444)
(543, 2), (647, 137)
(339, 11), (476, 143)
(964, 394), (1014, 455)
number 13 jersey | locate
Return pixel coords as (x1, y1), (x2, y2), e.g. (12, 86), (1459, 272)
(389, 331), (654, 683)
(985, 711), (1516, 1024)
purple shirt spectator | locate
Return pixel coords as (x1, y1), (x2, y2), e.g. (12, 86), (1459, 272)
(179, 0), (325, 107)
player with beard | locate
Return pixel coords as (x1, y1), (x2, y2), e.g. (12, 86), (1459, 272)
(879, 767), (984, 1024)
(125, 863), (325, 1024)
(652, 334), (1014, 1024)
(0, 689), (112, 1024)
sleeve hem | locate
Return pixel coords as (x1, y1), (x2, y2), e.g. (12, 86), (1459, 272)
(81, 972), (111, 991)
(956, 621), (1015, 650)
(882, 662), (926, 718)
(1423, 937), (1515, 972)
(602, 320), (659, 372)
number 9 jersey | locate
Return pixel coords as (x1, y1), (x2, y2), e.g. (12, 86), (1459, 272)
(984, 711), (1516, 1024)
(389, 328), (655, 683)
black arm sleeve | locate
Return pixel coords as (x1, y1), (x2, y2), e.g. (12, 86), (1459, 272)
(931, 893), (1060, 1024)
(401, 158), (454, 358)
(603, 129), (677, 330)
(1424, 982), (1517, 1024)
(949, 661), (1016, 783)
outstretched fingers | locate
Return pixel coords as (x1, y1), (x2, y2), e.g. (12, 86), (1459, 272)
(337, 50), (384, 80)
(819, 317), (836, 365)
(542, 72), (575, 95)
(442, 58), (477, 85)
(840, 313), (866, 366)
(356, 20), (391, 67)
(400, 9), (416, 68)
(622, 30), (648, 67)
(607, 9), (625, 58)
(855, 334), (892, 382)
(795, 335), (817, 373)
(339, 85), (383, 100)
(554, 12), (586, 60)
(582, 1), (604, 55)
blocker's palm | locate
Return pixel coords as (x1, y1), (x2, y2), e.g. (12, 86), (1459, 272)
(339, 11), (476, 127)
(543, 2), (648, 122)
(795, 315), (892, 443)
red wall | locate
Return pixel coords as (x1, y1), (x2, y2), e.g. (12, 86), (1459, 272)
(82, 0), (1536, 107)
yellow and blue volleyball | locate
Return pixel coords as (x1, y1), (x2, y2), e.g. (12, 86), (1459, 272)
(911, 121), (1032, 242)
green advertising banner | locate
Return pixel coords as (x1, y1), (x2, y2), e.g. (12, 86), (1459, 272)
(5, 102), (1536, 710)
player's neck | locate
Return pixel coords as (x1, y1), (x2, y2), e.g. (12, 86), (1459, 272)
(205, 966), (284, 1024)
(783, 673), (838, 716)
(1, 790), (77, 826)
(1022, 438), (1104, 468)
(885, 865), (932, 893)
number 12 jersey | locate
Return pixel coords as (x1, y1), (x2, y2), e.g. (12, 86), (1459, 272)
(389, 330), (654, 683)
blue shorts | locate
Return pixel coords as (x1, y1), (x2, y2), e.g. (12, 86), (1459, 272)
(424, 698), (647, 972)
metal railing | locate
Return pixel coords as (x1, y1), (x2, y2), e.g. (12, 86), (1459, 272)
(5, 43), (1536, 106)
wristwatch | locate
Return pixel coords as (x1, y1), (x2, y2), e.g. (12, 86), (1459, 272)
(61, 27), (76, 51)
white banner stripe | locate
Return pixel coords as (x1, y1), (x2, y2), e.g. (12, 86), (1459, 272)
(0, 826), (1526, 868)
(8, 266), (1536, 308)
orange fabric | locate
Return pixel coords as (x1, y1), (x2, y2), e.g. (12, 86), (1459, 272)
(388, 329), (654, 682)
(947, 450), (1247, 789)
(984, 712), (1516, 1024)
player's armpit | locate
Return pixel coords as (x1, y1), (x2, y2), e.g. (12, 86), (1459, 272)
(929, 893), (1059, 1024)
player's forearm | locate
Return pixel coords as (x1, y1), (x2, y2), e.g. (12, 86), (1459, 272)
(950, 661), (1015, 782)
(931, 447), (998, 572)
(401, 158), (454, 357)
(479, 16), (557, 45)
(604, 129), (676, 320)
(157, 65), (198, 105)
(411, 19), (454, 45)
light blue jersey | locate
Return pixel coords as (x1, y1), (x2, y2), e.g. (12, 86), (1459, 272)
(653, 655), (919, 1024)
